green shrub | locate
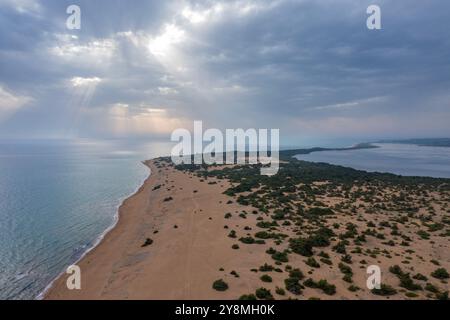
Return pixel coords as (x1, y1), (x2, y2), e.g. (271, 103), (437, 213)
(303, 278), (317, 288)
(417, 230), (430, 240)
(332, 241), (347, 254)
(436, 291), (449, 300)
(343, 273), (353, 283)
(271, 251), (289, 263)
(341, 254), (352, 264)
(431, 268), (449, 279)
(256, 221), (278, 228)
(260, 274), (273, 283)
(371, 284), (397, 296)
(405, 292), (418, 298)
(141, 238), (153, 247)
(389, 265), (403, 276)
(228, 230), (237, 238)
(289, 238), (313, 257)
(338, 263), (353, 275)
(348, 285), (360, 292)
(275, 287), (286, 296)
(255, 231), (273, 239)
(307, 207), (334, 216)
(289, 268), (304, 280)
(259, 263), (274, 272)
(284, 277), (303, 295)
(304, 278), (336, 295)
(230, 270), (239, 278)
(305, 257), (320, 268)
(239, 294), (257, 300)
(399, 274), (422, 291)
(412, 273), (427, 281)
(239, 236), (255, 244)
(425, 283), (439, 293)
(212, 279), (229, 291)
(317, 279), (336, 295)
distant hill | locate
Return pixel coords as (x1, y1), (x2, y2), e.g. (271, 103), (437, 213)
(376, 138), (450, 147)
(279, 143), (378, 159)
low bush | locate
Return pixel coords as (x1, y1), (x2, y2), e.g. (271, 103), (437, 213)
(275, 287), (286, 296)
(289, 238), (313, 257)
(371, 284), (397, 296)
(141, 238), (153, 247)
(239, 236), (255, 244)
(284, 277), (303, 295)
(259, 263), (274, 272)
(271, 251), (289, 263)
(305, 257), (320, 268)
(260, 274), (273, 283)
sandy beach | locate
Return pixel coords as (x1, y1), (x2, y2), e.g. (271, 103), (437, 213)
(45, 158), (449, 300)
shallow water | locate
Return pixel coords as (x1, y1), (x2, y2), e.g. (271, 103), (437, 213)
(0, 140), (173, 299)
(295, 143), (450, 178)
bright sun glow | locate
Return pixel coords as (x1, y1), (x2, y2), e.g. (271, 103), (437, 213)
(147, 24), (186, 58)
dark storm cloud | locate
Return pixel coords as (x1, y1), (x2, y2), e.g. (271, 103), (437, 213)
(0, 0), (449, 141)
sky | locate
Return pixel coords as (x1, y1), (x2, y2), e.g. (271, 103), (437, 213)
(0, 0), (449, 145)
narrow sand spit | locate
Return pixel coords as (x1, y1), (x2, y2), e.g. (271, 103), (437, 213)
(46, 159), (449, 300)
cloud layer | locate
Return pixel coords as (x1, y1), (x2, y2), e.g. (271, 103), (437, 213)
(0, 0), (449, 142)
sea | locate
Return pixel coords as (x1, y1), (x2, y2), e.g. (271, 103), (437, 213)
(0, 139), (173, 299)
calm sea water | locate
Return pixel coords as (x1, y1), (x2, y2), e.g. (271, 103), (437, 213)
(295, 143), (450, 178)
(0, 140), (173, 300)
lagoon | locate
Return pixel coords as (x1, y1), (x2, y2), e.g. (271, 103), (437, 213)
(295, 143), (450, 178)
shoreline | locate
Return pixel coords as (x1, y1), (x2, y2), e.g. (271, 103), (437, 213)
(42, 160), (154, 300)
(44, 157), (450, 300)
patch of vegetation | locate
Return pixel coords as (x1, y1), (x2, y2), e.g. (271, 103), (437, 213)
(255, 288), (274, 300)
(371, 284), (397, 296)
(260, 274), (273, 283)
(305, 257), (320, 268)
(275, 287), (285, 296)
(271, 250), (289, 263)
(239, 236), (255, 244)
(289, 238), (313, 257)
(212, 279), (229, 291)
(141, 238), (153, 247)
(431, 268), (449, 279)
(303, 278), (336, 295)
